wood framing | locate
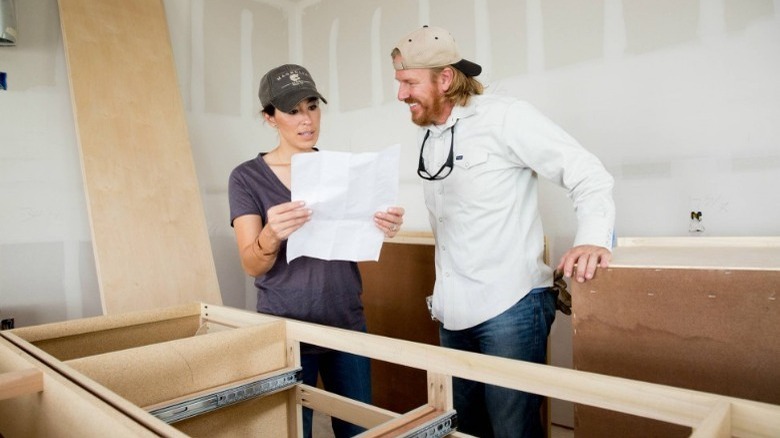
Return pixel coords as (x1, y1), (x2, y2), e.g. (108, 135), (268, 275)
(57, 0), (221, 314)
(572, 237), (780, 437)
(359, 240), (438, 414)
(2, 302), (779, 437)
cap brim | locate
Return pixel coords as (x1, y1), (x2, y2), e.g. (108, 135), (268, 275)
(274, 89), (328, 113)
(452, 59), (482, 77)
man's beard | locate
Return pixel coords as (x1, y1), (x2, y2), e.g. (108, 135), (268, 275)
(408, 89), (445, 126)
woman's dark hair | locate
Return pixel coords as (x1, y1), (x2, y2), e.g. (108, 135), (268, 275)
(262, 97), (323, 118)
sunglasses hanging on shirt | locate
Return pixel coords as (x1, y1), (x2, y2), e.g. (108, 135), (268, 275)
(417, 122), (456, 181)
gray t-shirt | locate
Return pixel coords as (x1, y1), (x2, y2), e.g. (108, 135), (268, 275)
(228, 153), (366, 345)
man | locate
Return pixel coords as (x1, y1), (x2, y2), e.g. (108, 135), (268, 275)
(391, 25), (615, 437)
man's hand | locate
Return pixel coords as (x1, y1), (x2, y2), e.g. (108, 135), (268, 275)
(556, 245), (611, 283)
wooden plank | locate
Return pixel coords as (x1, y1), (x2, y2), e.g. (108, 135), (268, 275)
(612, 236), (780, 270)
(0, 368), (43, 401)
(427, 372), (453, 412)
(609, 245), (780, 270)
(57, 0), (221, 314)
(297, 384), (397, 429)
(690, 402), (731, 438)
(357, 405), (436, 437)
(618, 236), (780, 248)
(385, 230), (435, 245)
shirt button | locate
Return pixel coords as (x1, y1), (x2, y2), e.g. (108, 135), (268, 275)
(438, 217), (443, 223)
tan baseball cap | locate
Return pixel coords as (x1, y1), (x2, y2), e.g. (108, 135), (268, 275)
(393, 25), (482, 77)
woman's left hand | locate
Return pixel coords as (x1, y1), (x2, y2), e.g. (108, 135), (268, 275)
(374, 206), (405, 238)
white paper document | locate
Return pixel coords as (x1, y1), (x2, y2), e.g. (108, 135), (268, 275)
(287, 145), (400, 263)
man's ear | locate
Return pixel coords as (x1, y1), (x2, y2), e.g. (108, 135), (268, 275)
(438, 67), (455, 92)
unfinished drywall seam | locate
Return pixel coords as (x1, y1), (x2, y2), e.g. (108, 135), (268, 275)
(371, 7), (383, 107)
(698, 0), (726, 42)
(526, 0), (544, 74)
(287, 0), (321, 63)
(241, 9), (253, 118)
(604, 0), (627, 61)
(328, 18), (340, 112)
(191, 0), (205, 114)
(418, 0), (429, 27)
(474, 0), (492, 82)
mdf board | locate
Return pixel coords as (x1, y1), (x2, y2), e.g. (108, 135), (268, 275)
(571, 238), (780, 438)
(4, 303), (292, 437)
(58, 0), (221, 313)
(0, 337), (178, 437)
(359, 240), (438, 414)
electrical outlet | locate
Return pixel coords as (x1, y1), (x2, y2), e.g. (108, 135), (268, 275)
(689, 210), (705, 233)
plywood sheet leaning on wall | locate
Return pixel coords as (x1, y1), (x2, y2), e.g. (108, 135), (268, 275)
(57, 0), (221, 313)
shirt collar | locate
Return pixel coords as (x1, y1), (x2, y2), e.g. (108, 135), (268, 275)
(426, 97), (478, 134)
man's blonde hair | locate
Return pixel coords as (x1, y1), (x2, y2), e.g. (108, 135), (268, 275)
(432, 66), (484, 106)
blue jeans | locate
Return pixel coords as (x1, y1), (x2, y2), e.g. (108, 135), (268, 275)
(300, 348), (372, 438)
(439, 288), (557, 438)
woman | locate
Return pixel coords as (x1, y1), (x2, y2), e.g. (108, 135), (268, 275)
(228, 64), (404, 437)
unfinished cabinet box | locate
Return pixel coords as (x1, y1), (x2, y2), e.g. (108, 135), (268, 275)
(572, 237), (780, 438)
(1, 303), (461, 437)
(3, 303), (294, 437)
(3, 301), (780, 437)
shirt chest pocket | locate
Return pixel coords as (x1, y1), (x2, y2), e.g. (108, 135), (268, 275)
(448, 150), (513, 202)
(453, 150), (490, 173)
(447, 150), (492, 200)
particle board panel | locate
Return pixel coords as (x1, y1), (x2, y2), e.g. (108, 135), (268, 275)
(173, 392), (290, 437)
(57, 0), (221, 314)
(571, 240), (780, 438)
(65, 323), (288, 407)
(0, 337), (183, 437)
(10, 302), (202, 361)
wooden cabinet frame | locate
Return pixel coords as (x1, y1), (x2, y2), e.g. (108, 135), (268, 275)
(2, 302), (779, 437)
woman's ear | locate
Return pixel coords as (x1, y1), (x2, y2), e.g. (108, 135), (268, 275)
(263, 112), (276, 127)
